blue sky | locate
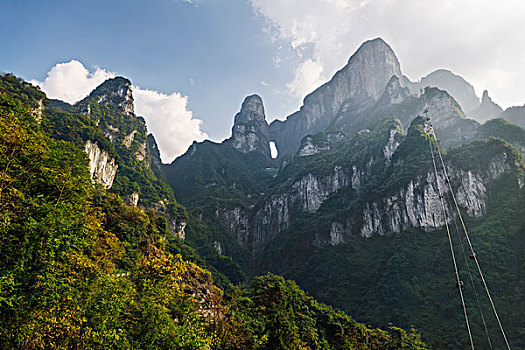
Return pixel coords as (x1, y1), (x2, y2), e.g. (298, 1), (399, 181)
(1, 0), (295, 139)
(2, 0), (525, 162)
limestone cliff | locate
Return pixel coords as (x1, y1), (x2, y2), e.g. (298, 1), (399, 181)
(84, 140), (118, 189)
(270, 38), (407, 159)
(226, 95), (271, 157)
(220, 121), (521, 253)
(356, 156), (509, 239)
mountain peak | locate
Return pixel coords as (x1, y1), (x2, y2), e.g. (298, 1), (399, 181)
(351, 37), (393, 59)
(481, 89), (491, 102)
(240, 94), (264, 115)
(80, 76), (134, 115)
(419, 69), (479, 113)
(345, 37), (403, 100)
(470, 89), (503, 122)
(227, 94), (270, 157)
(269, 38), (405, 159)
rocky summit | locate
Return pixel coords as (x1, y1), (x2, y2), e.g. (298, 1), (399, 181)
(226, 94), (271, 157)
(162, 37), (525, 349)
(470, 89), (504, 122)
(418, 69), (480, 113)
(269, 38), (407, 159)
(3, 35), (525, 350)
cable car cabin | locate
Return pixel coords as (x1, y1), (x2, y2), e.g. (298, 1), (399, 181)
(469, 252), (477, 260)
(457, 281), (465, 289)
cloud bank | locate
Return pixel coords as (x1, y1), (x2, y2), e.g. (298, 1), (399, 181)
(31, 61), (207, 163)
(252, 0), (525, 108)
(133, 87), (207, 162)
(30, 60), (116, 104)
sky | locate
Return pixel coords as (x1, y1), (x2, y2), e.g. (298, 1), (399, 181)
(2, 0), (525, 162)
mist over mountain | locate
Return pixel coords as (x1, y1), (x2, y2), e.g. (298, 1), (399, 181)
(470, 90), (504, 122)
(417, 69), (480, 113)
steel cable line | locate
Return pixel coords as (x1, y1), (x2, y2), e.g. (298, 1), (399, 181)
(430, 128), (512, 350)
(446, 190), (494, 349)
(427, 127), (475, 350)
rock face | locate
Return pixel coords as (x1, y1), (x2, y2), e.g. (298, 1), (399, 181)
(221, 164), (349, 252)
(421, 88), (478, 146)
(356, 163), (504, 238)
(89, 77), (134, 115)
(331, 75), (478, 148)
(297, 135), (331, 157)
(419, 69), (480, 113)
(470, 90), (503, 122)
(84, 140), (118, 189)
(123, 130), (137, 148)
(220, 121), (518, 253)
(124, 192), (140, 206)
(148, 134), (163, 174)
(382, 75), (410, 105)
(31, 99), (44, 123)
(500, 105), (525, 129)
(226, 95), (271, 157)
(297, 131), (346, 157)
(270, 38), (407, 158)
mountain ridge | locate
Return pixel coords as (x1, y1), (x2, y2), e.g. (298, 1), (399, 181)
(160, 37), (525, 349)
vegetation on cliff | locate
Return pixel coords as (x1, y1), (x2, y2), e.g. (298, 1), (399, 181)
(0, 74), (427, 349)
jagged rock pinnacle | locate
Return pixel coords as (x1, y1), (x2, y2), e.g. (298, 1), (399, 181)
(269, 37), (404, 159)
(227, 94), (271, 157)
(80, 76), (134, 116)
(470, 89), (503, 122)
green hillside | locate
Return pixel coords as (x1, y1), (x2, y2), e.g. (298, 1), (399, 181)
(0, 74), (428, 349)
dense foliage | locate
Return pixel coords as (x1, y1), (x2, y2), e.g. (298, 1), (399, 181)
(46, 77), (185, 221)
(475, 118), (525, 154)
(0, 74), (428, 349)
(164, 140), (275, 207)
(161, 140), (277, 283)
(253, 120), (525, 349)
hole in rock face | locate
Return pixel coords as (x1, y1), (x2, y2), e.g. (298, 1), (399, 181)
(269, 141), (278, 159)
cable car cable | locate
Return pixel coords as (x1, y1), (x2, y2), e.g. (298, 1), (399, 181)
(446, 191), (494, 350)
(431, 132), (512, 350)
(427, 132), (475, 350)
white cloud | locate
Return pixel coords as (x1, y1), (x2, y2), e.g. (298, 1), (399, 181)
(133, 87), (207, 163)
(32, 60), (207, 163)
(179, 0), (204, 6)
(252, 0), (525, 108)
(30, 60), (116, 104)
(287, 59), (324, 99)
